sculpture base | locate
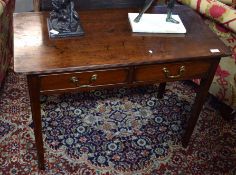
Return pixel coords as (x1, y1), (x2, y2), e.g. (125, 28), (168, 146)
(47, 19), (85, 39)
(128, 13), (186, 34)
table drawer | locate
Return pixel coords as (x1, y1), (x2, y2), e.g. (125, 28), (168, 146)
(134, 60), (212, 82)
(40, 68), (129, 91)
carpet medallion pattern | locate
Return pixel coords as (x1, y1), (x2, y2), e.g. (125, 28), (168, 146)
(0, 69), (235, 175)
(41, 87), (190, 172)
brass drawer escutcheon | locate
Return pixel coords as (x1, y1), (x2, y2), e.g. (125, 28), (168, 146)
(162, 66), (185, 79)
(70, 76), (79, 86)
(90, 74), (98, 82)
(70, 74), (98, 88)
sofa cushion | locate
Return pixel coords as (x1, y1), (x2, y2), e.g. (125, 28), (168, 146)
(207, 20), (236, 107)
(180, 0), (236, 33)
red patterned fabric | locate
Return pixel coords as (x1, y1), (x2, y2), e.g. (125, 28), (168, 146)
(0, 0), (15, 88)
(181, 0), (236, 108)
(206, 20), (236, 107)
(181, 0), (236, 33)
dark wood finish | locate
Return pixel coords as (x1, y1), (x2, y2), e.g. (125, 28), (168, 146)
(182, 58), (220, 147)
(14, 6), (230, 74)
(157, 82), (166, 99)
(219, 102), (236, 121)
(27, 75), (45, 170)
(134, 60), (212, 83)
(14, 6), (231, 170)
(40, 68), (129, 91)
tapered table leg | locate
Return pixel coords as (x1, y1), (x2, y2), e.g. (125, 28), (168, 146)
(157, 82), (166, 99)
(182, 58), (220, 148)
(27, 75), (45, 170)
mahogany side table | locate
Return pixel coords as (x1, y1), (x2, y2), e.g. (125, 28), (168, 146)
(14, 6), (231, 170)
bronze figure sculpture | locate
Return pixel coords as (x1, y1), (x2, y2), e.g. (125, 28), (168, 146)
(47, 0), (84, 38)
(134, 0), (179, 24)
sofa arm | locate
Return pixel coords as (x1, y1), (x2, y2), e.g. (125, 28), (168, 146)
(218, 0), (236, 6)
(180, 0), (236, 33)
(0, 1), (5, 16)
(0, 0), (15, 86)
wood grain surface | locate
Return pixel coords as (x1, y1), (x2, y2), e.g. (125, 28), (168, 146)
(14, 5), (231, 74)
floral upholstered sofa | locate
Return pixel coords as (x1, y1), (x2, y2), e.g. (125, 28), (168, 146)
(0, 0), (15, 89)
(180, 0), (236, 118)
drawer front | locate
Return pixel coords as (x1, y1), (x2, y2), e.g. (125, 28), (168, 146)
(40, 68), (129, 91)
(134, 60), (212, 82)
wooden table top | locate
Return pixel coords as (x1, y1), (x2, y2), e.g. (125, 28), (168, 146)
(14, 5), (231, 74)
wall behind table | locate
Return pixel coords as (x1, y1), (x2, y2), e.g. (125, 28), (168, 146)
(40, 0), (149, 11)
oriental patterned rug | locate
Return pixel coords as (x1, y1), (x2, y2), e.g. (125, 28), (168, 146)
(0, 68), (235, 175)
